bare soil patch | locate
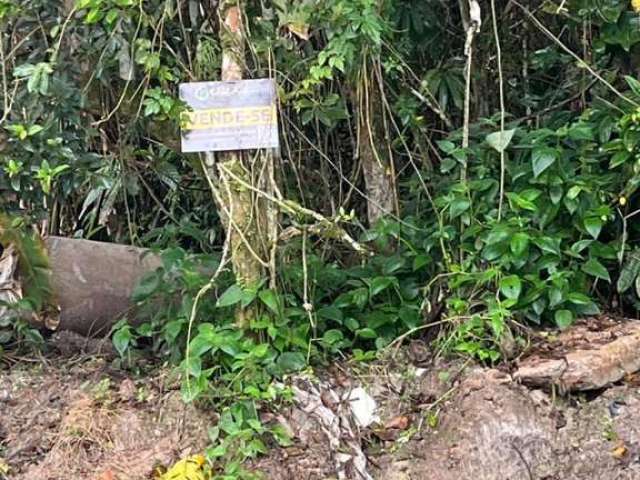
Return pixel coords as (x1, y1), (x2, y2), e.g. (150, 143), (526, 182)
(3, 319), (640, 479)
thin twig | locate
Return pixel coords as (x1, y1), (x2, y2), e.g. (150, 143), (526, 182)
(511, 442), (534, 480)
(184, 158), (233, 399)
(283, 115), (422, 232)
(0, 34), (7, 118)
(512, 0), (638, 107)
(491, 0), (506, 221)
(92, 0), (145, 127)
(218, 162), (370, 255)
(49, 6), (77, 64)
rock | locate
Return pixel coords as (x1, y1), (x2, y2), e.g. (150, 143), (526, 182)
(514, 319), (640, 392)
(375, 369), (558, 480)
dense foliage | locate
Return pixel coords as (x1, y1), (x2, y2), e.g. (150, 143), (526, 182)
(5, 0), (640, 476)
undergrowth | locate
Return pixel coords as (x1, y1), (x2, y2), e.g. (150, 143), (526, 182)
(4, 0), (640, 478)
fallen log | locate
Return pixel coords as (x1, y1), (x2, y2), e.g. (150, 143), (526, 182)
(0, 235), (161, 336)
(45, 237), (162, 336)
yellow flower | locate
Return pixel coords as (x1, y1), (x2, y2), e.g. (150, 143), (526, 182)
(620, 196), (628, 206)
(633, 0), (640, 13)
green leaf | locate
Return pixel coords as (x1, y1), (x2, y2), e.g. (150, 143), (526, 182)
(532, 147), (556, 177)
(486, 129), (516, 153)
(567, 124), (593, 141)
(625, 75), (640, 97)
(549, 185), (563, 205)
(566, 292), (592, 305)
(132, 271), (159, 302)
(105, 8), (119, 25)
(252, 343), (269, 358)
(369, 276), (393, 297)
(217, 284), (243, 308)
(482, 242), (508, 262)
(276, 352), (306, 373)
(27, 125), (43, 136)
(344, 317), (359, 331)
(554, 309), (574, 329)
(382, 256), (406, 275)
(437, 140), (456, 153)
(506, 192), (537, 211)
(113, 327), (132, 357)
(164, 320), (183, 343)
(549, 288), (563, 308)
(322, 329), (344, 345)
(207, 444), (227, 458)
(258, 289), (280, 314)
(567, 185), (582, 200)
(570, 239), (593, 255)
(582, 258), (611, 282)
(12, 63), (35, 78)
(356, 328), (378, 339)
(618, 251), (640, 293)
(609, 151), (631, 169)
(500, 275), (522, 300)
(318, 306), (343, 323)
(533, 236), (561, 256)
(584, 216), (603, 239)
(575, 301), (600, 316)
(413, 254), (429, 271)
(85, 7), (104, 24)
(510, 232), (530, 257)
(449, 198), (470, 219)
(240, 287), (258, 308)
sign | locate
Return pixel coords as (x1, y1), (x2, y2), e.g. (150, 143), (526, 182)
(179, 79), (279, 153)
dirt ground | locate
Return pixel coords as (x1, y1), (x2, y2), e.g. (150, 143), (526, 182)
(2, 323), (640, 480)
(0, 335), (211, 480)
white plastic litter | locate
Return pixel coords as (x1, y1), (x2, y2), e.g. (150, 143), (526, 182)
(347, 387), (380, 428)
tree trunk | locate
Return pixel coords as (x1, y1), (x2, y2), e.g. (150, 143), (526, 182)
(204, 0), (273, 327)
(357, 62), (398, 227)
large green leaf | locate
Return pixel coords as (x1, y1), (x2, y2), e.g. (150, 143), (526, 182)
(554, 309), (574, 329)
(486, 129), (516, 153)
(532, 147), (556, 177)
(259, 289), (280, 314)
(582, 258), (611, 282)
(584, 217), (603, 240)
(217, 284), (243, 308)
(618, 250), (640, 293)
(609, 151), (631, 169)
(276, 352), (306, 373)
(369, 276), (394, 297)
(500, 275), (522, 300)
(113, 326), (132, 357)
(506, 192), (537, 212)
(356, 328), (378, 339)
(317, 305), (343, 323)
(449, 198), (470, 219)
(510, 232), (530, 257)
